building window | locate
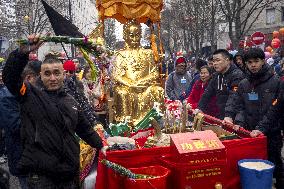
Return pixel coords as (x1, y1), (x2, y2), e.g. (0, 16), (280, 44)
(282, 7), (284, 22)
(266, 8), (275, 24)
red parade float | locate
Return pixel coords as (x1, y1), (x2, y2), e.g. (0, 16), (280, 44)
(95, 112), (267, 189)
(92, 1), (268, 189)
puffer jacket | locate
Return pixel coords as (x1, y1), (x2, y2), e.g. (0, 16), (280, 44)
(256, 81), (284, 134)
(226, 64), (280, 131)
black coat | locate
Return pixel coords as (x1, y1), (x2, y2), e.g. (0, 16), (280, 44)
(256, 81), (284, 135)
(198, 63), (244, 119)
(64, 76), (98, 126)
(226, 64), (280, 131)
(252, 69), (284, 185)
(3, 50), (103, 180)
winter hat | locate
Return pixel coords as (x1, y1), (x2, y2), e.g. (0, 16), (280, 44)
(175, 56), (186, 66)
(266, 58), (274, 66)
(63, 60), (76, 71)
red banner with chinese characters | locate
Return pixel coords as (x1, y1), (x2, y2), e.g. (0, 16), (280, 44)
(170, 130), (225, 154)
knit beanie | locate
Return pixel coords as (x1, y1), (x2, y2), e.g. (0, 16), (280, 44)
(175, 56), (186, 66)
(63, 60), (76, 71)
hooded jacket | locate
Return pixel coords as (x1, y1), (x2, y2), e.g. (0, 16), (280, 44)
(198, 63), (244, 119)
(3, 50), (103, 180)
(233, 51), (245, 73)
(226, 64), (280, 131)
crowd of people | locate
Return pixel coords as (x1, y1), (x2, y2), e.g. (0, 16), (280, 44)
(165, 48), (284, 188)
(0, 33), (284, 189)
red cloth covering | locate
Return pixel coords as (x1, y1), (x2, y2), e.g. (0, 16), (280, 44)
(95, 136), (267, 189)
(95, 147), (171, 189)
(222, 136), (267, 189)
(187, 80), (219, 117)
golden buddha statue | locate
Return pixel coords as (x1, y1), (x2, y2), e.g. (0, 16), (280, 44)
(112, 19), (164, 124)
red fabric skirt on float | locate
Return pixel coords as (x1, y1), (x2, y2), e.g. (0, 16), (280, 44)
(95, 111), (266, 189)
(95, 135), (266, 189)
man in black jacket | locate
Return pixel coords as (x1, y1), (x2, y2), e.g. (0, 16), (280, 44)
(251, 83), (284, 189)
(225, 48), (283, 188)
(3, 34), (103, 189)
(197, 49), (244, 119)
(251, 81), (284, 189)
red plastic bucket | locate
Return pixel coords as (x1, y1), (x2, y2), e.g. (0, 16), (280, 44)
(124, 165), (170, 189)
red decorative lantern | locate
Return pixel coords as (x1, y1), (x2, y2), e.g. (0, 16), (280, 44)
(273, 31), (280, 39)
(265, 46), (273, 52)
(279, 28), (284, 35)
(271, 38), (281, 49)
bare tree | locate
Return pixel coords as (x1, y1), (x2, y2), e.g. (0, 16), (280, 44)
(217, 0), (279, 49)
(161, 0), (220, 58)
(14, 0), (69, 36)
